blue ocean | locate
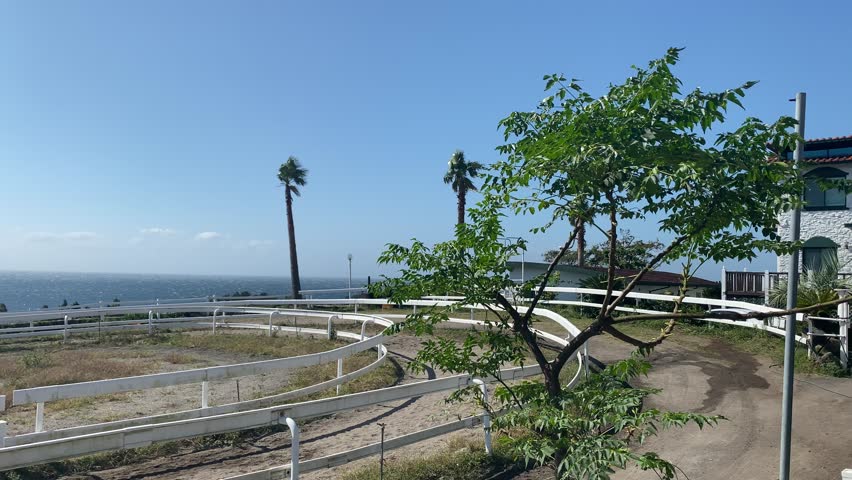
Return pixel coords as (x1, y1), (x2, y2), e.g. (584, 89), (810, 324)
(0, 271), (364, 312)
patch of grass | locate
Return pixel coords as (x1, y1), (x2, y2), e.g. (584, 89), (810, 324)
(161, 351), (197, 365)
(0, 349), (149, 409)
(560, 311), (849, 377)
(281, 352), (402, 400)
(342, 435), (523, 480)
(97, 330), (350, 359)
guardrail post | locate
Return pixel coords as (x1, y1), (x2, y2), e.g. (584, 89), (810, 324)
(764, 270), (770, 305)
(156, 298), (161, 321)
(841, 468), (852, 480)
(99, 302), (104, 336)
(354, 301), (358, 313)
(336, 358), (343, 395)
(721, 266), (727, 303)
(35, 402), (45, 433)
(0, 394), (5, 412)
(269, 310), (281, 337)
(0, 420), (6, 447)
(413, 304), (417, 315)
(360, 319), (372, 341)
(327, 315), (336, 340)
(472, 379), (492, 455)
(470, 307), (474, 321)
(805, 314), (813, 359)
(583, 342), (590, 379)
(202, 381), (210, 409)
(148, 310), (154, 335)
(285, 417), (300, 479)
(212, 308), (220, 334)
(63, 315), (69, 342)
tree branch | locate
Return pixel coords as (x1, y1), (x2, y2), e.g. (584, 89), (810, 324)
(598, 191), (618, 322)
(603, 234), (689, 317)
(524, 228), (579, 323)
(496, 292), (553, 379)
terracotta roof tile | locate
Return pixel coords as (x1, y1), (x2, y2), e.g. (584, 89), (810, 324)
(804, 155), (852, 164)
(807, 135), (852, 143)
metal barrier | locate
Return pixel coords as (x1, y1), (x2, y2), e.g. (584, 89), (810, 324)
(0, 298), (585, 478)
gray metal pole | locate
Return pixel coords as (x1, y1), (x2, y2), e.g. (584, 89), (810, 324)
(779, 91), (806, 480)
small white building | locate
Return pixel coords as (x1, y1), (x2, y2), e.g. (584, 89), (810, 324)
(777, 135), (852, 273)
(507, 261), (716, 300)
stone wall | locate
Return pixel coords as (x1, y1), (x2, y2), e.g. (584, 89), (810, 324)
(777, 164), (852, 273)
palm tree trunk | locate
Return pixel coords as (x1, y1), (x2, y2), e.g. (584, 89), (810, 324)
(577, 219), (586, 267)
(285, 187), (302, 299)
(457, 188), (466, 225)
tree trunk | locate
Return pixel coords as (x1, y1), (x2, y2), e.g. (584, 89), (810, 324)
(285, 187), (302, 299)
(576, 219), (586, 267)
(457, 187), (466, 225)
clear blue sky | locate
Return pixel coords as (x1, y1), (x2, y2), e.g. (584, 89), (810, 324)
(1, 1), (850, 279)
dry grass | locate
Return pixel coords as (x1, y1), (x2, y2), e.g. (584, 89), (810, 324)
(143, 330), (350, 358)
(0, 349), (148, 409)
(283, 351), (402, 400)
(343, 434), (522, 480)
(161, 351), (196, 365)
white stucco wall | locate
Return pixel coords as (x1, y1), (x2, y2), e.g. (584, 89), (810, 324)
(777, 163), (852, 273)
(507, 263), (708, 299)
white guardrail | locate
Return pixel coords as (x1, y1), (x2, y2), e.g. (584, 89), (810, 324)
(0, 297), (586, 479)
(543, 286), (849, 369)
(0, 289), (844, 479)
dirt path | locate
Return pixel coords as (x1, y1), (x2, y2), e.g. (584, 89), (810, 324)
(512, 334), (852, 480)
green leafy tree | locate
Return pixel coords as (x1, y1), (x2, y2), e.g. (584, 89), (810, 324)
(278, 156), (308, 299)
(374, 49), (844, 478)
(495, 356), (718, 478)
(444, 150), (484, 225)
(543, 229), (663, 270)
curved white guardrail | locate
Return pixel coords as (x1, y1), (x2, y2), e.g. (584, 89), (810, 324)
(0, 297), (587, 479)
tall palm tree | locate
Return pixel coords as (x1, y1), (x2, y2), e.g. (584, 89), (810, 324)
(443, 150), (483, 225)
(278, 156), (308, 299)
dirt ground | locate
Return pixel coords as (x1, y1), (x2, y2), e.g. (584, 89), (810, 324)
(4, 315), (852, 480)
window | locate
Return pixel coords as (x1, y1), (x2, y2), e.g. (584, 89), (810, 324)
(802, 237), (838, 271)
(804, 167), (847, 210)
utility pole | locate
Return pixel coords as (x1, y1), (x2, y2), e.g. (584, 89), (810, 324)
(779, 91), (805, 480)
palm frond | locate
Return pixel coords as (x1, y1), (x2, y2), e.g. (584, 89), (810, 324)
(278, 156), (309, 190)
(768, 254), (851, 316)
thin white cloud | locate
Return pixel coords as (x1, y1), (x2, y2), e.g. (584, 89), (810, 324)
(248, 240), (274, 248)
(140, 227), (176, 236)
(195, 231), (223, 241)
(26, 231), (98, 242)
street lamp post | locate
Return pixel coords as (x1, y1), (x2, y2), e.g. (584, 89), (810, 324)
(347, 254), (353, 299)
